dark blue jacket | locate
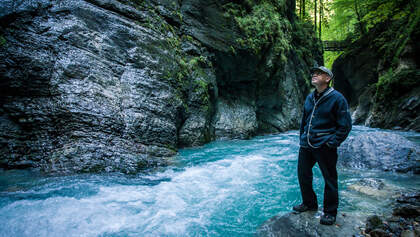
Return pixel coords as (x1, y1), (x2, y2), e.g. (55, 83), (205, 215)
(299, 87), (352, 148)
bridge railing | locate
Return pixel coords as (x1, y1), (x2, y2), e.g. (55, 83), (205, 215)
(323, 41), (347, 51)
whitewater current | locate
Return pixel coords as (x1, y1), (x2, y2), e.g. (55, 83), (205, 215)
(0, 126), (419, 236)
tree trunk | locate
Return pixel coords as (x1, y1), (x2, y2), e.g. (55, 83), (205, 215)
(299, 0), (302, 18)
(302, 0), (305, 18)
(314, 0), (317, 32)
(319, 0), (323, 39)
(354, 0), (366, 35)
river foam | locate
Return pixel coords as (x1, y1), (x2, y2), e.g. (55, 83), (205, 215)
(0, 127), (419, 236)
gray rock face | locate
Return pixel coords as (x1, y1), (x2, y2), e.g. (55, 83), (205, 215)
(366, 85), (420, 132)
(213, 98), (257, 140)
(0, 0), (186, 173)
(332, 25), (420, 132)
(338, 132), (420, 173)
(257, 212), (364, 237)
(0, 0), (320, 173)
(332, 48), (379, 108)
(350, 85), (375, 125)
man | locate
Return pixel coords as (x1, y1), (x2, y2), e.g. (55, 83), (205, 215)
(293, 66), (352, 225)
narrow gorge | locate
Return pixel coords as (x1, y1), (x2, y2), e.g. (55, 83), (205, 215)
(332, 13), (420, 131)
(0, 1), (419, 236)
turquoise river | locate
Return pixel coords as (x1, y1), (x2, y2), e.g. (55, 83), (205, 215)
(0, 126), (419, 236)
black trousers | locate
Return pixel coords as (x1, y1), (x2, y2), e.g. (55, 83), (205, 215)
(298, 146), (338, 216)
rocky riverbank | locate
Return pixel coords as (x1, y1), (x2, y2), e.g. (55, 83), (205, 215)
(257, 130), (420, 237)
(357, 191), (420, 237)
(257, 211), (365, 236)
(257, 191), (420, 237)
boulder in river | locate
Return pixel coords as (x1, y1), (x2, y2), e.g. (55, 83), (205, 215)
(338, 132), (420, 173)
(347, 178), (401, 199)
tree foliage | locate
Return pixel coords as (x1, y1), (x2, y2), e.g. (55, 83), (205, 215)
(321, 0), (419, 41)
(309, 0), (420, 105)
(295, 0), (420, 68)
(224, 1), (292, 57)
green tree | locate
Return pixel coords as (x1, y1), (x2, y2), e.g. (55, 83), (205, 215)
(322, 0), (419, 41)
(318, 0), (419, 68)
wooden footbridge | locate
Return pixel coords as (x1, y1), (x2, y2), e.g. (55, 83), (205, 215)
(322, 41), (347, 51)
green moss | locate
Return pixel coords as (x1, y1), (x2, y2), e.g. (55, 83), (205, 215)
(166, 36), (180, 49)
(375, 69), (420, 102)
(193, 79), (210, 112)
(324, 51), (342, 69)
(291, 20), (322, 66)
(221, 1), (320, 89)
(371, 6), (420, 69)
(176, 11), (183, 22)
(163, 34), (212, 114)
(0, 35), (6, 47)
(134, 1), (212, 119)
(129, 0), (147, 10)
(183, 35), (193, 42)
(223, 2), (292, 56)
(230, 45), (237, 55)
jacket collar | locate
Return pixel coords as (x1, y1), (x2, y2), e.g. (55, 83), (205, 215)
(315, 86), (330, 99)
(310, 87), (334, 104)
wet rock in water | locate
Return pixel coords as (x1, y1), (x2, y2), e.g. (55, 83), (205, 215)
(347, 178), (400, 199)
(397, 192), (420, 205)
(365, 215), (385, 233)
(338, 132), (420, 173)
(414, 228), (420, 236)
(394, 192), (420, 218)
(387, 221), (402, 235)
(393, 204), (420, 218)
(369, 228), (392, 237)
(0, 0), (188, 173)
(257, 212), (364, 237)
(354, 191), (420, 237)
(401, 230), (416, 237)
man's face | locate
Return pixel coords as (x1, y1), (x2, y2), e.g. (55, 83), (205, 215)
(311, 70), (331, 87)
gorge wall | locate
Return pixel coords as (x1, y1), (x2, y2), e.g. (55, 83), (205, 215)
(332, 19), (420, 131)
(0, 0), (321, 173)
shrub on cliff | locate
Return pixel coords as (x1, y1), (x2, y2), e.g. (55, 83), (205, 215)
(222, 0), (321, 66)
(376, 69), (420, 103)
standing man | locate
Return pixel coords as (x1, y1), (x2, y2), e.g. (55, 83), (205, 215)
(293, 66), (352, 225)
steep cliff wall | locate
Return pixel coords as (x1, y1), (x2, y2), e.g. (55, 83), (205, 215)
(332, 20), (420, 131)
(0, 0), (321, 173)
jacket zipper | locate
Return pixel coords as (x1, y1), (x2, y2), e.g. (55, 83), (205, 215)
(307, 88), (334, 148)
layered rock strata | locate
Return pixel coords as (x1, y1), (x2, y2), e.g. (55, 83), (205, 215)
(0, 0), (321, 173)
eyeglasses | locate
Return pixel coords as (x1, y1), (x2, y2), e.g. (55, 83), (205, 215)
(311, 71), (324, 76)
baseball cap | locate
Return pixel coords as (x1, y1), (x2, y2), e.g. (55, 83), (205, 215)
(311, 66), (333, 78)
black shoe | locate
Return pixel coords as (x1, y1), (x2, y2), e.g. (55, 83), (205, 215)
(292, 203), (317, 212)
(320, 214), (336, 225)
